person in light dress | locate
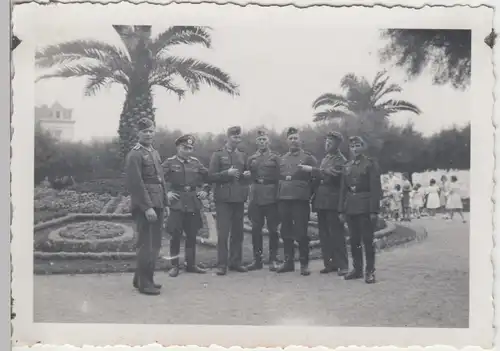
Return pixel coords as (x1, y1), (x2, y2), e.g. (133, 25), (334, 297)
(390, 184), (403, 221)
(401, 174), (412, 221)
(445, 175), (466, 223)
(439, 175), (450, 218)
(425, 179), (441, 217)
(410, 183), (425, 219)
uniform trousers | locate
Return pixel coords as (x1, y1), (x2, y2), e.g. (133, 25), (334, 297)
(346, 213), (375, 273)
(278, 200), (310, 266)
(215, 201), (245, 268)
(249, 202), (280, 262)
(166, 209), (202, 268)
(133, 207), (164, 287)
(317, 209), (348, 270)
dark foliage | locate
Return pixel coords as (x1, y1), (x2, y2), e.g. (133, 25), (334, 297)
(380, 29), (471, 89)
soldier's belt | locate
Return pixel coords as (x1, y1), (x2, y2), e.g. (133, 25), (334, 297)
(254, 179), (278, 185)
(171, 185), (197, 192)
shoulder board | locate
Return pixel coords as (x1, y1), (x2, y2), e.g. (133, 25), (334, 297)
(303, 150), (312, 156)
(189, 156), (200, 162)
(132, 144), (141, 150)
(167, 155), (176, 160)
(216, 148), (224, 152)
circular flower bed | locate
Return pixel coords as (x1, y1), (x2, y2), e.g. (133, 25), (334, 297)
(57, 221), (125, 240)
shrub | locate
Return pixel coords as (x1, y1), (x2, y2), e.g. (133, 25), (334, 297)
(69, 178), (128, 196)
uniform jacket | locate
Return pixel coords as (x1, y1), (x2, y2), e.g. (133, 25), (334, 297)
(125, 143), (167, 212)
(247, 148), (281, 206)
(162, 155), (211, 213)
(311, 150), (347, 211)
(208, 145), (250, 203)
(338, 154), (382, 215)
(277, 149), (318, 201)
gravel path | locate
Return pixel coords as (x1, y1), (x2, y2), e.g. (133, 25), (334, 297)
(34, 214), (469, 328)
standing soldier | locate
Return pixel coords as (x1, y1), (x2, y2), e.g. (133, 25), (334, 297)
(162, 134), (210, 278)
(126, 117), (166, 296)
(277, 127), (318, 276)
(209, 126), (251, 276)
(246, 129), (281, 272)
(303, 131), (349, 275)
(339, 136), (382, 284)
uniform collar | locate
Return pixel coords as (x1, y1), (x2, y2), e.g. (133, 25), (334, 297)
(289, 148), (302, 156)
(258, 148), (270, 155)
(326, 149), (341, 158)
(176, 155), (190, 163)
(225, 144), (237, 153)
(137, 143), (154, 152)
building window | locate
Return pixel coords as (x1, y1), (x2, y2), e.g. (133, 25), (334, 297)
(53, 130), (62, 138)
(55, 111), (61, 119)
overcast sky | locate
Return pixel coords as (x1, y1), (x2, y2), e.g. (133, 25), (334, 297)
(31, 19), (471, 142)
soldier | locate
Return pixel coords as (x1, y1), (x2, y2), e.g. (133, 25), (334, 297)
(339, 136), (382, 284)
(125, 117), (166, 296)
(277, 127), (318, 276)
(245, 128), (281, 272)
(208, 126), (252, 276)
(303, 131), (349, 276)
(162, 134), (211, 278)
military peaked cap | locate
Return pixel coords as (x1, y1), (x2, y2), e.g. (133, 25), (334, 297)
(349, 135), (366, 146)
(175, 134), (196, 147)
(137, 117), (155, 131)
(326, 131), (343, 142)
(286, 127), (299, 137)
(256, 128), (269, 137)
(227, 126), (242, 136)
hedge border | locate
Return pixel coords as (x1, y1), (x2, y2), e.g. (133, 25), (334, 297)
(48, 221), (134, 245)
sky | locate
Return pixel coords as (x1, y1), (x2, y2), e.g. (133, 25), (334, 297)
(31, 19), (471, 142)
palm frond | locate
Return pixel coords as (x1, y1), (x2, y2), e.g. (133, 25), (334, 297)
(377, 99), (422, 115)
(151, 56), (239, 96)
(83, 76), (116, 97)
(311, 93), (348, 109)
(154, 77), (187, 100)
(313, 109), (353, 122)
(113, 25), (152, 57)
(340, 73), (370, 92)
(371, 69), (388, 88)
(372, 83), (402, 103)
(36, 63), (129, 88)
(150, 26), (212, 57)
(35, 40), (131, 75)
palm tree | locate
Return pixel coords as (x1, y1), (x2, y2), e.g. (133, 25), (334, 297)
(312, 70), (421, 125)
(35, 25), (240, 157)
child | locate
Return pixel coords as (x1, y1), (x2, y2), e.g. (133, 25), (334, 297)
(446, 175), (466, 223)
(411, 183), (424, 219)
(390, 184), (403, 221)
(425, 179), (441, 217)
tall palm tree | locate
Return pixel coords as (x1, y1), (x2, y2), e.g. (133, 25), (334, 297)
(312, 70), (421, 125)
(35, 25), (240, 157)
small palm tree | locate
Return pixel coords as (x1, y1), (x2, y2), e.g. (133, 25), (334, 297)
(312, 70), (421, 125)
(35, 25), (240, 157)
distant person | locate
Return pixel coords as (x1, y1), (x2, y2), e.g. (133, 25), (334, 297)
(278, 127), (318, 276)
(425, 179), (441, 217)
(40, 176), (51, 188)
(401, 174), (412, 221)
(162, 134), (211, 278)
(439, 175), (449, 216)
(410, 183), (425, 219)
(208, 126), (251, 276)
(445, 176), (466, 223)
(125, 117), (167, 296)
(245, 129), (281, 272)
(390, 184), (402, 221)
(339, 136), (382, 284)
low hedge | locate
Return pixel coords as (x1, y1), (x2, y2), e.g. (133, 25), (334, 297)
(69, 178), (128, 197)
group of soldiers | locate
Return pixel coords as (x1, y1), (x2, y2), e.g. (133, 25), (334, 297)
(125, 117), (382, 296)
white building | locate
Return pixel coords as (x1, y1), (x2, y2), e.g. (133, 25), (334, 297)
(35, 102), (75, 141)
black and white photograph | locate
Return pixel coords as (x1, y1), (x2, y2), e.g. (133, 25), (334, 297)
(11, 2), (494, 349)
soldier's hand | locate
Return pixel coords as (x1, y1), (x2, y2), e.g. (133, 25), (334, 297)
(298, 164), (313, 172)
(167, 191), (180, 202)
(227, 166), (240, 178)
(242, 170), (251, 178)
(339, 214), (346, 223)
(145, 208), (158, 222)
(197, 190), (208, 200)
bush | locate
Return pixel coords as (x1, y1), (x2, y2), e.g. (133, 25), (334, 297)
(69, 178), (128, 196)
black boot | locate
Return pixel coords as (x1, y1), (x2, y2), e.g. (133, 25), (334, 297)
(365, 270), (376, 284)
(246, 257), (263, 271)
(169, 258), (180, 278)
(344, 269), (363, 280)
(277, 240), (295, 273)
(185, 248), (206, 274)
(216, 266), (227, 276)
(300, 264), (310, 276)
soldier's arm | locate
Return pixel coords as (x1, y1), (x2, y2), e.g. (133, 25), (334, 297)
(161, 158), (173, 194)
(125, 151), (153, 212)
(208, 152), (230, 184)
(338, 170), (347, 213)
(369, 159), (382, 213)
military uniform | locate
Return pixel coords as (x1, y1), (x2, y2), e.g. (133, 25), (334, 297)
(208, 126), (250, 274)
(339, 136), (382, 284)
(125, 118), (166, 295)
(162, 134), (210, 277)
(277, 127), (318, 275)
(246, 130), (281, 271)
(311, 131), (349, 275)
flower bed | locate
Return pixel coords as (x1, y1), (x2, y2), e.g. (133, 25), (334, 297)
(34, 187), (113, 224)
(68, 178), (128, 197)
(57, 221), (125, 240)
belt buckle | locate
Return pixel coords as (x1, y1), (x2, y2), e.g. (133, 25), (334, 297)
(184, 186), (191, 192)
(320, 180), (324, 185)
(285, 176), (292, 181)
(257, 178), (264, 184)
(350, 186), (357, 192)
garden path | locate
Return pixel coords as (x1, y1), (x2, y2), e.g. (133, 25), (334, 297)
(34, 214), (469, 328)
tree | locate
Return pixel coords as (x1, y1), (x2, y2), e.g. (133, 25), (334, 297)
(379, 29), (471, 90)
(312, 70), (421, 128)
(35, 25), (240, 158)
